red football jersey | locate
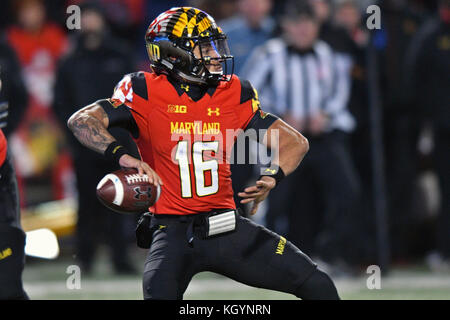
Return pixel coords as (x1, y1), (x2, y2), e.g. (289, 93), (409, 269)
(110, 72), (261, 215)
(0, 129), (7, 167)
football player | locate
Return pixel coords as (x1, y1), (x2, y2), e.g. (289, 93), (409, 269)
(0, 102), (28, 300)
(67, 7), (339, 300)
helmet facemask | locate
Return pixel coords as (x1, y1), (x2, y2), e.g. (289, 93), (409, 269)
(193, 34), (234, 85)
(145, 34), (234, 86)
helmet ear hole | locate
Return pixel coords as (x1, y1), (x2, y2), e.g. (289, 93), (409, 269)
(151, 40), (198, 77)
(160, 41), (194, 65)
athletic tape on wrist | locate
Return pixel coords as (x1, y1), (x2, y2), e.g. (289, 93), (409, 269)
(104, 141), (129, 164)
(258, 164), (285, 186)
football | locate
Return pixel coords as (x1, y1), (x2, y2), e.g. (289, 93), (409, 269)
(96, 168), (161, 214)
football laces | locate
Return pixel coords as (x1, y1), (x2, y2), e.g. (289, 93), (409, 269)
(125, 174), (150, 185)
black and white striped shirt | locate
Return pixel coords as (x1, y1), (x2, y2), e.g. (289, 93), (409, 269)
(241, 38), (355, 133)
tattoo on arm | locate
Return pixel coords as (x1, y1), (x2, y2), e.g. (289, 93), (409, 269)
(68, 104), (115, 154)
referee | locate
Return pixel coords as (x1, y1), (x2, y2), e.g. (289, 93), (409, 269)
(242, 0), (363, 270)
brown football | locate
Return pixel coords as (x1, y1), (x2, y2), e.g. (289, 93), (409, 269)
(96, 168), (160, 214)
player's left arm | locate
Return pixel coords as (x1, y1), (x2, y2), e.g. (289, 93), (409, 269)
(238, 118), (309, 215)
(236, 80), (309, 215)
(263, 118), (309, 176)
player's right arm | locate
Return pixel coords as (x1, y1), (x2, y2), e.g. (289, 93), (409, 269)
(67, 103), (114, 154)
(67, 100), (163, 186)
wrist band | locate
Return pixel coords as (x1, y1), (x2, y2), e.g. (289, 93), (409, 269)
(104, 141), (129, 164)
(258, 164), (286, 186)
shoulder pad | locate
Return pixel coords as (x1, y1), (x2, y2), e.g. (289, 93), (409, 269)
(129, 72), (148, 100)
(239, 79), (256, 104)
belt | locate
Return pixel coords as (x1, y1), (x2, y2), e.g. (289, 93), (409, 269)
(153, 209), (239, 247)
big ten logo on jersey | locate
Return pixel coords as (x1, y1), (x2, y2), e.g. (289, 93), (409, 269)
(168, 104), (187, 114)
(147, 43), (160, 61)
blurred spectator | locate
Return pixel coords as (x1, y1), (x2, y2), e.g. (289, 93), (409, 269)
(220, 0), (275, 75)
(405, 0), (450, 269)
(6, 0), (70, 205)
(243, 0), (364, 272)
(219, 0), (276, 216)
(68, 0), (146, 49)
(334, 0), (368, 48)
(0, 1), (13, 32)
(309, 0), (355, 54)
(0, 36), (28, 137)
(332, 2), (369, 154)
(189, 0), (237, 22)
(53, 3), (138, 274)
(374, 0), (427, 261)
(333, 0), (374, 245)
(0, 28), (29, 303)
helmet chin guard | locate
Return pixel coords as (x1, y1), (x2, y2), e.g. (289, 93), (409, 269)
(145, 7), (234, 85)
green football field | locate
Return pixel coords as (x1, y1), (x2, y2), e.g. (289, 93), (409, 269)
(22, 247), (450, 300)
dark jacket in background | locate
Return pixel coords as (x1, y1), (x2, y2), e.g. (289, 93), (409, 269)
(405, 16), (450, 258)
(53, 33), (138, 272)
(319, 21), (356, 55)
(406, 18), (450, 130)
(0, 36), (28, 137)
(53, 33), (138, 161)
(377, 5), (426, 111)
(0, 36), (28, 300)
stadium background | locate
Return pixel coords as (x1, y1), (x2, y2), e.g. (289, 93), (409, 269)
(0, 0), (449, 299)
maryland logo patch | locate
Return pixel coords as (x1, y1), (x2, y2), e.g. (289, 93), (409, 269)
(111, 76), (133, 107)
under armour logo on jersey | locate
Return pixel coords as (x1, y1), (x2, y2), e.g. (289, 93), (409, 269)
(180, 84), (190, 92)
(207, 107), (220, 116)
(133, 186), (151, 200)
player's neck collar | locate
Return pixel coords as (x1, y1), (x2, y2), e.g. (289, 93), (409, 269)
(167, 76), (217, 102)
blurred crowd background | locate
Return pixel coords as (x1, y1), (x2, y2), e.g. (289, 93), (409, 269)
(0, 0), (448, 276)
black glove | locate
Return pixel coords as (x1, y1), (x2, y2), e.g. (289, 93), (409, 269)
(0, 102), (8, 129)
(135, 212), (154, 249)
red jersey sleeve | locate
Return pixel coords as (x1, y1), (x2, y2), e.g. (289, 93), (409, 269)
(109, 72), (151, 142)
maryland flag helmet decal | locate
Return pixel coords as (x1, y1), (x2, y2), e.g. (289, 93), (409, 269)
(145, 7), (234, 85)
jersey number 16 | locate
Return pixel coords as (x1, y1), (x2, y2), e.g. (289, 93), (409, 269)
(175, 141), (219, 198)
